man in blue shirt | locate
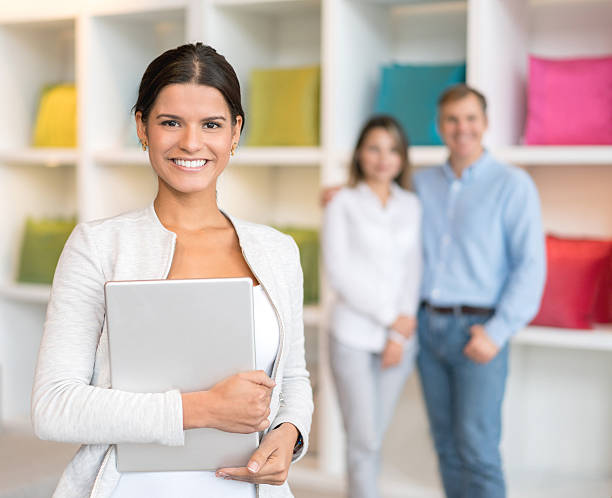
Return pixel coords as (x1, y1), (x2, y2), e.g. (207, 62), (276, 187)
(414, 85), (546, 498)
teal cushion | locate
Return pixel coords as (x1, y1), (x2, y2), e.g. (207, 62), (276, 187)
(375, 63), (466, 145)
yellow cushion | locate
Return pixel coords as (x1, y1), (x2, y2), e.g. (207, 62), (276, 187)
(33, 83), (77, 148)
(248, 66), (320, 146)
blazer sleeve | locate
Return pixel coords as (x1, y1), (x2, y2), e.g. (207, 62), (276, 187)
(31, 223), (185, 446)
(270, 237), (314, 462)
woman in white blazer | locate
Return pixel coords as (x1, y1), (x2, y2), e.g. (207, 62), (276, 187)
(323, 115), (422, 498)
(31, 43), (312, 498)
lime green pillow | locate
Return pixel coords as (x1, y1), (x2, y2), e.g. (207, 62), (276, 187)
(33, 83), (77, 148)
(276, 227), (319, 305)
(17, 217), (77, 284)
(248, 66), (320, 146)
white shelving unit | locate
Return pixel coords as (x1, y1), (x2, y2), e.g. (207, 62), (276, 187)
(0, 283), (52, 304)
(515, 325), (612, 352)
(0, 0), (611, 495)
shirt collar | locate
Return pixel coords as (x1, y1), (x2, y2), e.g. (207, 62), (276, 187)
(356, 181), (401, 206)
(442, 149), (490, 183)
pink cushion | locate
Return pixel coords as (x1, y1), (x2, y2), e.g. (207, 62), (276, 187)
(525, 55), (612, 145)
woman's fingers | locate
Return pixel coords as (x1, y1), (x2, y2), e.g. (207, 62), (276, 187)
(217, 424), (295, 485)
(241, 370), (276, 389)
(246, 435), (277, 474)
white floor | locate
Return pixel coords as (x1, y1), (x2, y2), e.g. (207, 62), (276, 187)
(2, 376), (611, 498)
(289, 374), (612, 498)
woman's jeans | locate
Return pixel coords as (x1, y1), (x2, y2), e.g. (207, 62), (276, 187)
(330, 335), (416, 498)
(417, 305), (509, 498)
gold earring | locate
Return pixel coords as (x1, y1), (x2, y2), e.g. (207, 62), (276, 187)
(141, 140), (148, 151)
(231, 143), (237, 156)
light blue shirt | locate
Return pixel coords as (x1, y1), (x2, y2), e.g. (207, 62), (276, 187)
(414, 151), (546, 346)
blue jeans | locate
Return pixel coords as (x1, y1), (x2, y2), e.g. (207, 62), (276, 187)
(417, 305), (509, 498)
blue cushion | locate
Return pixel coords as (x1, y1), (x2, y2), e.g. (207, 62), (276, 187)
(375, 63), (466, 146)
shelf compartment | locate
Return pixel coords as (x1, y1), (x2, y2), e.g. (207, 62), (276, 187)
(205, 0), (321, 145)
(0, 18), (75, 150)
(470, 0), (612, 147)
(325, 0), (467, 152)
(0, 148), (77, 167)
(514, 325), (612, 352)
(0, 282), (51, 303)
(86, 8), (187, 152)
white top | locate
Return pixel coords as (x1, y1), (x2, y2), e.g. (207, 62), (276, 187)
(111, 285), (280, 497)
(323, 182), (422, 352)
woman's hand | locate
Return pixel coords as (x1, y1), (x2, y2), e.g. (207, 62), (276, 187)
(216, 423), (299, 485)
(381, 339), (403, 369)
(391, 314), (416, 338)
(181, 370), (275, 433)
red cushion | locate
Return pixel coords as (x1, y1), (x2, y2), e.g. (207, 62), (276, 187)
(593, 255), (612, 323)
(531, 235), (612, 329)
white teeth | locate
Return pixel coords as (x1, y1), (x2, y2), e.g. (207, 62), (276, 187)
(173, 159), (207, 168)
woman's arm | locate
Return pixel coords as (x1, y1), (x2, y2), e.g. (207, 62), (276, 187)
(31, 224), (184, 447)
(269, 237), (313, 462)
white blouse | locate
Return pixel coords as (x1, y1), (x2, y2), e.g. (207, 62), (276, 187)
(323, 182), (422, 352)
(111, 285), (280, 497)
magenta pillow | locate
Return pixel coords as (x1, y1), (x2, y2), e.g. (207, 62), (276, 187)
(525, 55), (612, 145)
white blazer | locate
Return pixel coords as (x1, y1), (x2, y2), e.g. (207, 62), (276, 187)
(32, 204), (313, 498)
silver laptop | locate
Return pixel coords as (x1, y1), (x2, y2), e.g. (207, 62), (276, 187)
(105, 277), (259, 472)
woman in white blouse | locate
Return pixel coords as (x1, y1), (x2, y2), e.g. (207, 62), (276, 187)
(322, 115), (422, 498)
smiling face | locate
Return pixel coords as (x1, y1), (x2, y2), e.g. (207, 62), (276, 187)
(136, 83), (242, 197)
(438, 93), (488, 165)
(358, 127), (403, 186)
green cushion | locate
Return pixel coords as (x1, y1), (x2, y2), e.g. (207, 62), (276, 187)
(248, 66), (320, 146)
(276, 227), (319, 305)
(33, 83), (77, 148)
(17, 217), (76, 284)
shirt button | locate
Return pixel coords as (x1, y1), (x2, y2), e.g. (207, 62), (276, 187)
(431, 288), (440, 299)
(451, 181), (460, 191)
(442, 234), (451, 245)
